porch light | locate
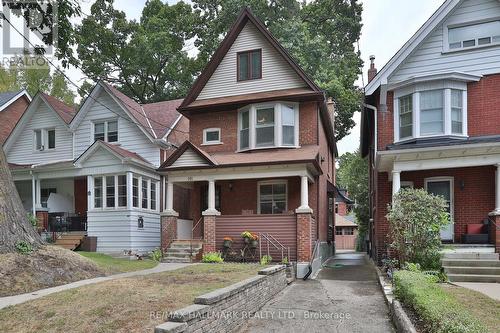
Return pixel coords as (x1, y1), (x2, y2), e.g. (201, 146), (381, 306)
(138, 216), (144, 229)
(459, 180), (465, 191)
(229, 182), (233, 191)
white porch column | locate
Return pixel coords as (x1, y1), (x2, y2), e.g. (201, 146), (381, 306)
(161, 176), (166, 211)
(392, 170), (401, 196)
(494, 164), (500, 213)
(203, 179), (220, 215)
(87, 175), (94, 211)
(296, 175), (313, 213)
(35, 178), (41, 208)
(163, 181), (178, 216)
(126, 172), (133, 210)
(31, 174), (36, 215)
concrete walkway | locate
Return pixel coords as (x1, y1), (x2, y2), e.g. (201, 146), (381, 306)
(239, 252), (394, 333)
(0, 262), (191, 310)
(453, 282), (500, 301)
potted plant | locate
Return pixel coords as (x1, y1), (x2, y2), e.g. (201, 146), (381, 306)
(241, 231), (253, 244)
(223, 236), (233, 248)
(250, 233), (259, 248)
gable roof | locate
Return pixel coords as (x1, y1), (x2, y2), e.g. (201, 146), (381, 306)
(365, 0), (461, 95)
(142, 99), (184, 138)
(335, 214), (358, 227)
(74, 140), (151, 167)
(40, 93), (76, 124)
(0, 90), (30, 144)
(178, 7), (322, 111)
(160, 140), (217, 169)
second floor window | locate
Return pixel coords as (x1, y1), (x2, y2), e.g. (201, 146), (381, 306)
(239, 102), (298, 150)
(203, 128), (221, 145)
(398, 95), (412, 139)
(94, 120), (118, 143)
(34, 129), (56, 151)
(448, 20), (500, 50)
(237, 49), (262, 81)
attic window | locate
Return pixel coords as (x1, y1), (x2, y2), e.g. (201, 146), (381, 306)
(94, 120), (118, 143)
(448, 20), (500, 50)
(237, 49), (262, 81)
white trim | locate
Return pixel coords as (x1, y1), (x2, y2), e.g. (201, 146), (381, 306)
(443, 17), (500, 53)
(388, 72), (481, 92)
(365, 0), (461, 95)
(257, 179), (288, 214)
(0, 89), (30, 113)
(424, 176), (454, 241)
(163, 114), (183, 140)
(202, 127), (222, 145)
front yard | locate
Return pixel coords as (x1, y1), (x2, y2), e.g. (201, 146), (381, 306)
(0, 263), (261, 333)
(77, 251), (158, 274)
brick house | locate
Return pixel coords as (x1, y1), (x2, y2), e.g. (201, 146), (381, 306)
(158, 8), (336, 277)
(361, 0), (500, 263)
(0, 90), (31, 144)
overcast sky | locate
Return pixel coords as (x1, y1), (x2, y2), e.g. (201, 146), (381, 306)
(3, 0), (445, 154)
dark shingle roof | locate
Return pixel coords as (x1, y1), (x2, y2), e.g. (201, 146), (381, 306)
(386, 135), (500, 151)
(0, 91), (22, 108)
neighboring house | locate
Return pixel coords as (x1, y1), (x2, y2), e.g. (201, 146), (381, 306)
(5, 83), (188, 254)
(0, 90), (31, 144)
(335, 188), (354, 216)
(157, 8), (337, 277)
(361, 0), (500, 262)
(334, 214), (358, 250)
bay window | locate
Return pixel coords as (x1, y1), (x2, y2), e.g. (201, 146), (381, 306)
(394, 85), (467, 142)
(106, 176), (115, 208)
(239, 102), (299, 150)
(94, 177), (103, 208)
(142, 180), (148, 209)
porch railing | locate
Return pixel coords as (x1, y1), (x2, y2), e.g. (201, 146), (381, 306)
(49, 215), (87, 232)
(258, 232), (290, 262)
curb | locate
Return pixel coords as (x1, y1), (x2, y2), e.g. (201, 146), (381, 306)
(369, 255), (417, 333)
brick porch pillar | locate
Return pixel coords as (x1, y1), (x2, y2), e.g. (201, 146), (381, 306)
(35, 210), (48, 231)
(161, 214), (178, 251)
(297, 212), (313, 262)
(489, 214), (500, 254)
(202, 215), (217, 253)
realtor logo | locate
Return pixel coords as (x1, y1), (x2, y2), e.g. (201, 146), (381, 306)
(1, 0), (58, 58)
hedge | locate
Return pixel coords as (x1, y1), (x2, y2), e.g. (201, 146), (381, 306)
(393, 271), (487, 333)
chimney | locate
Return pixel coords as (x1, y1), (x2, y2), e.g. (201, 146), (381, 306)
(327, 97), (335, 128)
(368, 55), (377, 83)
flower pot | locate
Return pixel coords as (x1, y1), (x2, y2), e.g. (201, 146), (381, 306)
(250, 240), (258, 248)
(243, 237), (250, 244)
(223, 240), (232, 248)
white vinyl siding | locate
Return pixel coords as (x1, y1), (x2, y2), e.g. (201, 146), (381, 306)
(389, 0), (500, 84)
(198, 22), (306, 100)
(73, 91), (160, 166)
(171, 148), (210, 168)
(7, 103), (73, 164)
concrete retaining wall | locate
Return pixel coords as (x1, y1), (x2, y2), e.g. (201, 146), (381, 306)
(154, 265), (287, 333)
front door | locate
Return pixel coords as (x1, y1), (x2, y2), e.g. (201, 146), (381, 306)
(426, 178), (454, 241)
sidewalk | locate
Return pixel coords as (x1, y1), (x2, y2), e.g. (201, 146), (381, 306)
(453, 282), (500, 301)
(239, 252), (394, 333)
(0, 262), (192, 310)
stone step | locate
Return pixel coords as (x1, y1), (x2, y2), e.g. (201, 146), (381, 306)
(441, 259), (500, 267)
(441, 245), (495, 254)
(166, 248), (201, 254)
(448, 274), (500, 283)
(170, 242), (203, 248)
(164, 251), (193, 259)
(161, 256), (192, 263)
(441, 252), (499, 260)
(444, 266), (500, 275)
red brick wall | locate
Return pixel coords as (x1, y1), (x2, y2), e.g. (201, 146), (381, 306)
(374, 166), (495, 261)
(467, 74), (500, 137)
(376, 91), (394, 151)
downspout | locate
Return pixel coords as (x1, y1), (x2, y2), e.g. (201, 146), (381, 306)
(362, 103), (378, 158)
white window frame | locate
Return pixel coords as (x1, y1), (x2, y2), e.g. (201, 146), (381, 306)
(237, 102), (299, 151)
(393, 82), (468, 143)
(202, 128), (222, 145)
(92, 119), (119, 143)
(33, 128), (56, 152)
(257, 179), (288, 214)
(443, 18), (500, 53)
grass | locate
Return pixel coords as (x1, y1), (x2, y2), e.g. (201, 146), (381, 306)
(0, 263), (261, 333)
(77, 251), (158, 274)
(393, 270), (493, 333)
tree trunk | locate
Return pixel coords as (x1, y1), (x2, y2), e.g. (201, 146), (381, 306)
(0, 147), (43, 253)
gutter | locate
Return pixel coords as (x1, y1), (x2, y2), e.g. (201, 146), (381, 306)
(363, 103), (378, 166)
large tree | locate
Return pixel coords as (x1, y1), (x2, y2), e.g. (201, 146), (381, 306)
(336, 150), (369, 249)
(76, 0), (198, 102)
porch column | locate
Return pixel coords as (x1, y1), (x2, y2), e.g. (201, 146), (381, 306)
(35, 178), (41, 208)
(126, 172), (133, 210)
(296, 175), (313, 213)
(490, 164), (500, 254)
(202, 179), (220, 254)
(87, 175), (94, 211)
(495, 164), (500, 213)
(31, 174), (36, 215)
(161, 180), (178, 252)
(392, 170), (401, 197)
(203, 179), (220, 215)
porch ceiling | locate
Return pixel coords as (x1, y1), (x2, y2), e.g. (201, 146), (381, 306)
(378, 141), (500, 173)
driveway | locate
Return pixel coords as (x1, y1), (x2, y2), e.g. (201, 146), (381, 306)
(239, 252), (394, 333)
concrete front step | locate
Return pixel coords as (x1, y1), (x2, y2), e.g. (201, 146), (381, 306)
(441, 259), (500, 267)
(444, 266), (500, 275)
(161, 256), (192, 263)
(166, 247), (202, 253)
(448, 274), (500, 283)
(442, 245), (495, 254)
(441, 252), (499, 260)
(170, 244), (203, 250)
(164, 252), (193, 259)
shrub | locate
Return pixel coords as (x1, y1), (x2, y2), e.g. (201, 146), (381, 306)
(394, 271), (486, 333)
(16, 241), (33, 255)
(201, 252), (224, 263)
(27, 213), (38, 228)
(150, 248), (162, 262)
(386, 188), (449, 269)
(260, 254), (272, 265)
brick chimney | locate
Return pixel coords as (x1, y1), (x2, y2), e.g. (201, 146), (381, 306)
(327, 97), (335, 128)
(368, 55), (377, 83)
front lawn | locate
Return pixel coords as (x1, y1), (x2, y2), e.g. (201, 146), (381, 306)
(393, 270), (498, 333)
(77, 251), (158, 274)
(0, 263), (261, 333)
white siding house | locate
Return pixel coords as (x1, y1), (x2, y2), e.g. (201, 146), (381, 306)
(5, 83), (186, 254)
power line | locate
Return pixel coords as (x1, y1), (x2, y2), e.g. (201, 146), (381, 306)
(0, 12), (189, 138)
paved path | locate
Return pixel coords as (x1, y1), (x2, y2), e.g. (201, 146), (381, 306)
(453, 282), (500, 301)
(239, 252), (394, 333)
(0, 262), (192, 310)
